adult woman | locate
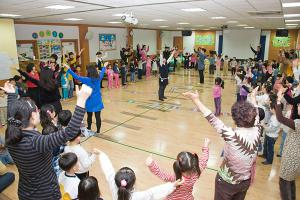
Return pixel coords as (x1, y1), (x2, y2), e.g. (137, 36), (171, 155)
(64, 62), (107, 134)
(276, 88), (300, 200)
(25, 63), (40, 108)
(1, 81), (92, 200)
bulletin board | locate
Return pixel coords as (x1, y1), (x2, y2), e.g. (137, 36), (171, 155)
(195, 34), (215, 46)
(37, 39), (62, 60)
(272, 37), (291, 47)
(99, 34), (116, 51)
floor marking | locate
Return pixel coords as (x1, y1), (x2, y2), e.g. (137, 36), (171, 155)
(121, 111), (157, 120)
(103, 119), (141, 130)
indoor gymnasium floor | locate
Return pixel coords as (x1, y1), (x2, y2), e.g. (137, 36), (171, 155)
(1, 69), (299, 200)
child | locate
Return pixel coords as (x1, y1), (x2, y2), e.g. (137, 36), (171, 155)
(78, 176), (104, 200)
(152, 56), (158, 77)
(213, 77), (224, 116)
(230, 57), (237, 77)
(204, 56), (210, 74)
(58, 152), (81, 199)
(209, 53), (215, 75)
(98, 150), (183, 200)
(183, 53), (191, 70)
(58, 110), (72, 128)
(113, 62), (120, 88)
(137, 59), (143, 80)
(239, 77), (251, 101)
(223, 55), (229, 76)
(13, 75), (27, 97)
(146, 138), (210, 200)
(106, 64), (114, 89)
(190, 53), (197, 70)
(61, 70), (69, 100)
(146, 55), (152, 79)
(215, 54), (222, 77)
(262, 99), (281, 165)
(129, 60), (136, 82)
(64, 131), (99, 180)
(235, 73), (243, 102)
(120, 61), (127, 86)
(0, 90), (7, 127)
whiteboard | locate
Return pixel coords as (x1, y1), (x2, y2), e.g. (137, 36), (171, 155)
(223, 29), (261, 59)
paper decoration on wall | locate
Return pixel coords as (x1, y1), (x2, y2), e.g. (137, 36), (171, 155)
(195, 34), (215, 46)
(39, 31), (45, 37)
(17, 44), (34, 60)
(46, 30), (51, 36)
(37, 39), (62, 60)
(52, 31), (57, 37)
(99, 34), (116, 51)
(32, 33), (38, 39)
(272, 37), (291, 47)
(59, 32), (64, 38)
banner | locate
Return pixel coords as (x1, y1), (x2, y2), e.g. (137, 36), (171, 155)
(99, 34), (116, 51)
(272, 37), (291, 47)
(195, 34), (215, 46)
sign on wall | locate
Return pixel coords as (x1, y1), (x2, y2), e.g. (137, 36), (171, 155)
(37, 39), (61, 60)
(272, 37), (291, 47)
(99, 34), (116, 51)
(195, 34), (215, 46)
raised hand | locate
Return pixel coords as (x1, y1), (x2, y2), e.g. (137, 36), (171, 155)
(174, 178), (184, 187)
(75, 84), (92, 108)
(182, 90), (199, 101)
(93, 148), (102, 155)
(204, 138), (211, 147)
(145, 155), (153, 166)
(104, 62), (109, 67)
(0, 81), (16, 94)
(63, 63), (70, 69)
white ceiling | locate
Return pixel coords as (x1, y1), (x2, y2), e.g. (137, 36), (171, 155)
(0, 0), (299, 30)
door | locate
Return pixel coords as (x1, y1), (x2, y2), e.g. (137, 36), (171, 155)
(173, 36), (183, 51)
(259, 35), (266, 61)
(218, 35), (223, 55)
(61, 39), (78, 56)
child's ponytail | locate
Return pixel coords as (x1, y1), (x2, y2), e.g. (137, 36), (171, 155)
(173, 160), (182, 180)
(5, 118), (23, 145)
(117, 182), (131, 200)
(115, 167), (136, 200)
(193, 153), (201, 177)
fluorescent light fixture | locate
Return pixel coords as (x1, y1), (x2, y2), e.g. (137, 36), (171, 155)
(176, 27), (184, 30)
(203, 29), (210, 30)
(64, 18), (83, 21)
(45, 5), (74, 10)
(209, 27), (217, 29)
(0, 13), (21, 17)
(107, 21), (121, 24)
(282, 2), (300, 7)
(181, 8), (206, 12)
(244, 26), (255, 29)
(177, 22), (190, 25)
(195, 24), (204, 27)
(277, 28), (286, 29)
(211, 16), (226, 19)
(159, 26), (169, 28)
(285, 19), (300, 22)
(113, 14), (125, 17)
(286, 23), (298, 26)
(236, 24), (248, 26)
(286, 26), (297, 29)
(152, 19), (167, 22)
(226, 20), (238, 23)
(140, 23), (149, 26)
(284, 14), (300, 18)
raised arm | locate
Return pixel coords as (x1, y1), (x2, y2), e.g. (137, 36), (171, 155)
(1, 82), (18, 118)
(166, 51), (174, 64)
(199, 139), (210, 171)
(250, 46), (257, 54)
(99, 66), (107, 80)
(18, 70), (40, 87)
(276, 89), (295, 130)
(64, 65), (89, 84)
(146, 46), (149, 52)
(133, 182), (177, 200)
(146, 158), (176, 182)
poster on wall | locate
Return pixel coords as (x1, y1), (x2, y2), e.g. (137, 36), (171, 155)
(17, 43), (34, 60)
(99, 34), (116, 51)
(272, 37), (291, 47)
(37, 39), (62, 60)
(195, 34), (215, 46)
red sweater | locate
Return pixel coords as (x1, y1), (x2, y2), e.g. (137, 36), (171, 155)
(26, 72), (39, 88)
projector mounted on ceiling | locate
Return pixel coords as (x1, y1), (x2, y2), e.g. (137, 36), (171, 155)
(121, 12), (138, 25)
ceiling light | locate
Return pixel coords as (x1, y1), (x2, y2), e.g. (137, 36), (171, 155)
(211, 16), (226, 19)
(181, 8), (206, 12)
(107, 21), (122, 24)
(64, 18), (83, 21)
(140, 23), (148, 26)
(286, 26), (297, 29)
(203, 29), (210, 30)
(176, 27), (184, 30)
(152, 19), (167, 22)
(236, 24), (248, 26)
(286, 23), (298, 26)
(45, 5), (74, 10)
(113, 14), (125, 17)
(284, 14), (300, 18)
(285, 19), (300, 22)
(195, 25), (204, 27)
(0, 13), (21, 17)
(226, 20), (238, 23)
(244, 26), (255, 29)
(177, 22), (190, 25)
(159, 26), (168, 28)
(209, 27), (217, 29)
(282, 2), (300, 7)
(277, 28), (286, 29)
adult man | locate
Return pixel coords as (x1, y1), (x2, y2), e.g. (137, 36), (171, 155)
(194, 47), (207, 84)
(250, 45), (263, 62)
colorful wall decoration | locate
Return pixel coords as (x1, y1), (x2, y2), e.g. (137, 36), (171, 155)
(195, 34), (215, 46)
(99, 34), (116, 51)
(272, 36), (291, 47)
(32, 30), (64, 39)
(37, 39), (62, 60)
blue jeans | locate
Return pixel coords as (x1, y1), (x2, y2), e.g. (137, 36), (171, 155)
(130, 72), (135, 82)
(263, 135), (277, 163)
(68, 80), (74, 98)
(0, 153), (14, 165)
(279, 131), (287, 156)
(0, 172), (15, 192)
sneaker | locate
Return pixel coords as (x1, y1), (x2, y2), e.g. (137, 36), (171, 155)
(159, 98), (164, 101)
(276, 154), (281, 157)
(163, 96), (167, 99)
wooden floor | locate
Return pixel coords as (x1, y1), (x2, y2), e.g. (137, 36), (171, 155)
(1, 69), (299, 200)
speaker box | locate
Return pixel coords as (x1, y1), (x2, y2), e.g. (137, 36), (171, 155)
(276, 29), (288, 37)
(182, 30), (192, 36)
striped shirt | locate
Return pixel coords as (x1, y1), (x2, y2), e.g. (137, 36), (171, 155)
(148, 147), (209, 200)
(6, 93), (85, 200)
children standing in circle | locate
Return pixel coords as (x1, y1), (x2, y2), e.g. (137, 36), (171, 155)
(213, 77), (224, 116)
(146, 138), (210, 200)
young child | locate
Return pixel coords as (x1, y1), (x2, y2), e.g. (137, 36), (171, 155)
(213, 77), (224, 116)
(152, 56), (158, 77)
(223, 55), (229, 76)
(106, 64), (114, 89)
(183, 52), (191, 70)
(215, 54), (222, 77)
(0, 90), (7, 127)
(137, 59), (143, 80)
(64, 131), (99, 180)
(120, 61), (127, 86)
(146, 138), (210, 200)
(98, 150), (183, 200)
(113, 62), (120, 88)
(230, 57), (237, 77)
(262, 98), (281, 165)
(146, 55), (152, 79)
(129, 60), (136, 82)
(58, 152), (81, 199)
(190, 53), (197, 70)
(78, 176), (104, 200)
(239, 77), (251, 101)
(209, 53), (216, 75)
(204, 56), (210, 74)
(58, 110), (72, 129)
(61, 70), (69, 100)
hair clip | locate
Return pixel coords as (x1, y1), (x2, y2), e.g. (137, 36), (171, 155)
(121, 179), (127, 187)
(26, 101), (33, 109)
(7, 117), (22, 127)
